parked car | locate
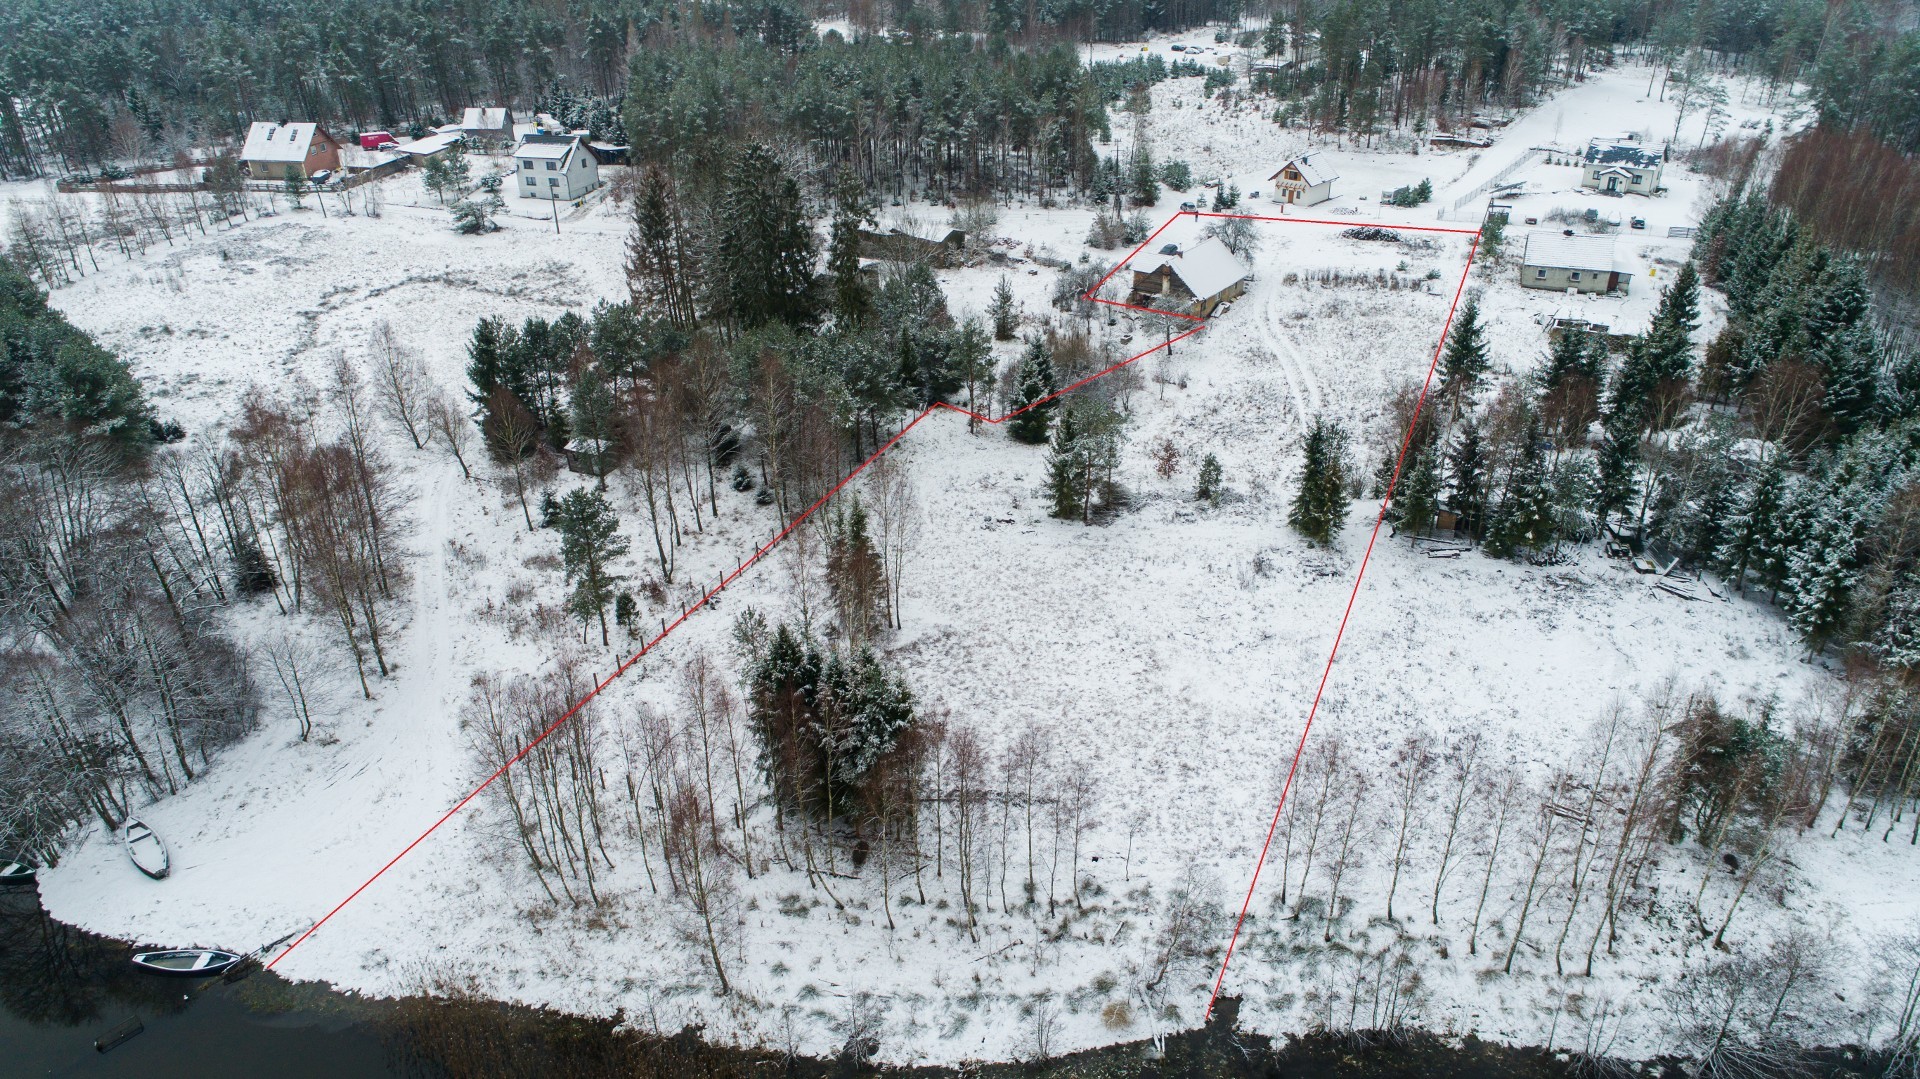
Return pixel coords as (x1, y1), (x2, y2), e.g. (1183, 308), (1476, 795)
(1630, 216), (1647, 230)
(308, 169), (333, 185)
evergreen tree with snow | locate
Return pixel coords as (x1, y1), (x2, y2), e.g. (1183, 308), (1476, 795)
(1289, 416), (1350, 546)
(826, 168), (873, 328)
(1445, 419), (1488, 540)
(713, 144), (817, 331)
(552, 487), (629, 646)
(1436, 296), (1489, 416)
(1815, 320), (1880, 433)
(1715, 454), (1785, 592)
(990, 276), (1018, 341)
(1484, 419), (1556, 559)
(1866, 575), (1920, 676)
(1393, 447), (1442, 542)
(1196, 453), (1223, 505)
(1539, 328), (1603, 397)
(1593, 410), (1641, 527)
(1128, 144), (1158, 206)
(1047, 404), (1086, 520)
(1007, 336), (1058, 445)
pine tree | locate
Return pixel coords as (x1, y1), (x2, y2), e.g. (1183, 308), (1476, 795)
(552, 488), (629, 646)
(714, 144), (818, 330)
(952, 318), (992, 432)
(1437, 297), (1489, 414)
(1394, 447), (1442, 542)
(1289, 417), (1350, 546)
(1866, 574), (1920, 675)
(1007, 336), (1058, 444)
(570, 365), (615, 448)
(1816, 320), (1879, 433)
(1593, 411), (1641, 527)
(1539, 329), (1602, 396)
(1445, 420), (1489, 539)
(827, 168), (873, 328)
(625, 165), (697, 328)
(1128, 144), (1158, 206)
(990, 276), (1018, 341)
(466, 315), (517, 406)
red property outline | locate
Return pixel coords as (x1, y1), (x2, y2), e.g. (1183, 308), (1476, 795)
(266, 210), (1482, 999)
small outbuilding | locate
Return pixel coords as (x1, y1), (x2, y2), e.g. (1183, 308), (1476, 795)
(393, 131), (466, 165)
(856, 227), (967, 267)
(1521, 232), (1630, 294)
(1267, 153), (1337, 206)
(564, 438), (614, 476)
(240, 121), (343, 180)
(1128, 235), (1250, 317)
(513, 133), (601, 201)
(1580, 138), (1664, 195)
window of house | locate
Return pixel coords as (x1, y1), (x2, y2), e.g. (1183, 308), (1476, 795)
(1570, 271), (1582, 281)
(548, 177), (557, 187)
(524, 175), (534, 184)
(521, 160), (532, 170)
(545, 161), (556, 170)
(1536, 268), (1546, 278)
(1632, 174), (1643, 183)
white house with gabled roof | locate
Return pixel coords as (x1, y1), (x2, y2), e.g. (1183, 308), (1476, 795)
(513, 133), (600, 201)
(459, 107), (515, 148)
(1520, 231), (1631, 294)
(1128, 235), (1250, 317)
(1267, 152), (1338, 205)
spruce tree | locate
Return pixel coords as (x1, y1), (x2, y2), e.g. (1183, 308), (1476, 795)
(1007, 336), (1058, 444)
(1289, 417), (1350, 546)
(1196, 453), (1223, 505)
(714, 144), (818, 330)
(1540, 328), (1602, 396)
(1047, 405), (1086, 520)
(1593, 413), (1641, 527)
(1128, 144), (1158, 206)
(1484, 419), (1556, 559)
(570, 365), (615, 458)
(1394, 447), (1442, 542)
(625, 164), (697, 328)
(827, 168), (873, 327)
(1445, 420), (1488, 539)
(990, 276), (1018, 340)
(1437, 297), (1489, 414)
(1714, 454), (1784, 591)
(952, 318), (992, 432)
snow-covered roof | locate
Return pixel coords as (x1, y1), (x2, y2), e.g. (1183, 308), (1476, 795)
(1584, 138), (1661, 168)
(395, 131), (464, 157)
(241, 122), (327, 164)
(461, 107), (512, 131)
(1522, 231), (1622, 273)
(1136, 235), (1249, 300)
(1268, 152), (1337, 187)
(514, 134), (584, 165)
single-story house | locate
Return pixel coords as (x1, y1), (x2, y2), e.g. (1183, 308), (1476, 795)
(1521, 231), (1631, 295)
(240, 121), (343, 180)
(1580, 138), (1664, 195)
(1267, 153), (1337, 206)
(1128, 235), (1250, 317)
(855, 227), (967, 267)
(564, 438), (614, 476)
(586, 142), (630, 166)
(459, 107), (515, 149)
(393, 131), (466, 165)
(513, 133), (600, 201)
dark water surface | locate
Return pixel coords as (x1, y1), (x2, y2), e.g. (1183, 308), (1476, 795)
(0, 888), (1885, 1078)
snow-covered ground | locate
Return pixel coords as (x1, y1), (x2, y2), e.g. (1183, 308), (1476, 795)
(14, 60), (1914, 1066)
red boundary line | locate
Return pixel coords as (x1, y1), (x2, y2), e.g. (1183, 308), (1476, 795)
(266, 209), (1480, 978)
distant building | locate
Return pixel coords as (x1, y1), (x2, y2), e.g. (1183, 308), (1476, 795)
(855, 227), (967, 267)
(458, 107), (515, 149)
(1128, 235), (1249, 317)
(392, 131), (466, 166)
(513, 133), (600, 201)
(240, 122), (343, 180)
(1266, 153), (1337, 206)
(1580, 138), (1664, 195)
(1521, 232), (1630, 294)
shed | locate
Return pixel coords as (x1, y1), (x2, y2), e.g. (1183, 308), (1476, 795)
(564, 438), (614, 476)
(1127, 235), (1249, 317)
(513, 133), (600, 201)
(393, 131), (466, 165)
(1267, 153), (1337, 206)
(1520, 232), (1630, 294)
(1580, 138), (1664, 195)
(240, 121), (343, 180)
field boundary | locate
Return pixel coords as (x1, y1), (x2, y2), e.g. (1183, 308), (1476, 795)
(267, 210), (1483, 996)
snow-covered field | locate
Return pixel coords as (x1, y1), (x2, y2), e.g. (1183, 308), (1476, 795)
(14, 59), (1916, 1065)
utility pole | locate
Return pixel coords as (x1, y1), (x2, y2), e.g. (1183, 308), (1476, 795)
(551, 198), (560, 235)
